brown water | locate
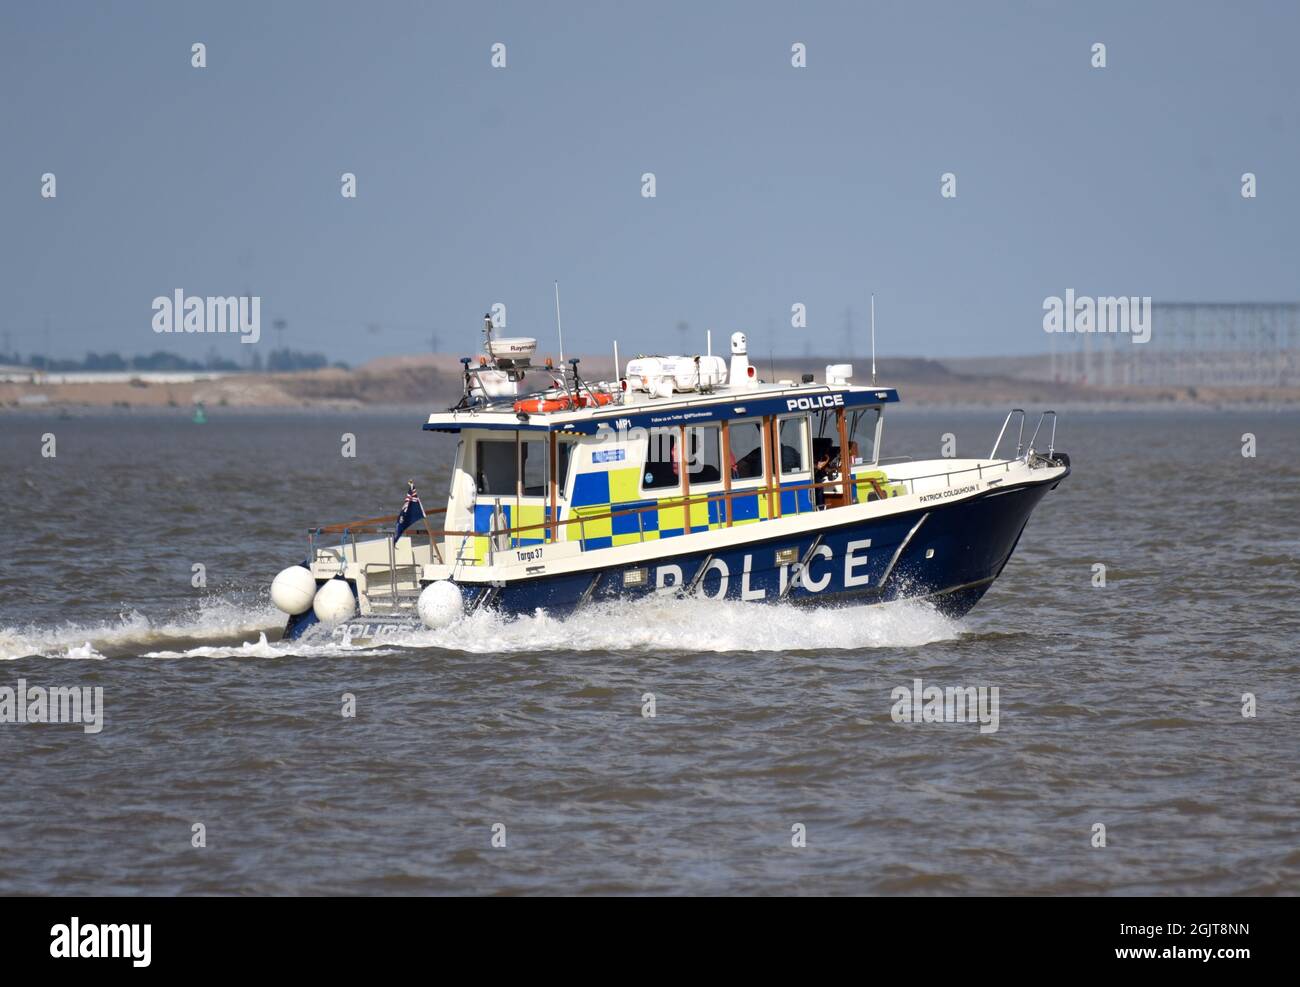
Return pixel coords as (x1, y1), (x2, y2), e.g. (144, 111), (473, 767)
(0, 409), (1296, 894)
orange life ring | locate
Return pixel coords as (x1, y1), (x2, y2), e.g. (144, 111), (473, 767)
(514, 394), (572, 414)
(576, 391), (613, 408)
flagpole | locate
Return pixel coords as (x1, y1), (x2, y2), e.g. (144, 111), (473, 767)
(422, 514), (441, 564)
(410, 478), (442, 565)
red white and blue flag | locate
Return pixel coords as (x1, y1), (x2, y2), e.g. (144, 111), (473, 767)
(394, 480), (425, 541)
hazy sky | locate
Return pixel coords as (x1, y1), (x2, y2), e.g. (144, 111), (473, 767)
(2, 1), (1297, 364)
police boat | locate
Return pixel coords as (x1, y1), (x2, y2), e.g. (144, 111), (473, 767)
(270, 317), (1069, 639)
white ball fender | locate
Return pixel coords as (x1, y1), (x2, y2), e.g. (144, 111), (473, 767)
(270, 566), (317, 615)
(418, 580), (463, 629)
(312, 577), (357, 625)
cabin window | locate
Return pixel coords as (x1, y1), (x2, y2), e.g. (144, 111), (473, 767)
(728, 419), (765, 481)
(777, 416), (809, 474)
(642, 427), (680, 491)
(684, 425), (723, 484)
(475, 440), (516, 495)
(557, 439), (575, 496)
(810, 415), (835, 475)
(520, 437), (547, 496)
(642, 425), (724, 491)
(848, 408), (880, 466)
(475, 435), (567, 497)
(807, 407), (878, 471)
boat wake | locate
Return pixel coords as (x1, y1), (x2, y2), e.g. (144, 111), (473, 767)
(1, 595), (964, 661)
(382, 595), (965, 655)
(0, 598), (283, 661)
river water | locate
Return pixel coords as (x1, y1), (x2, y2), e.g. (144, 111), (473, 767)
(1, 408), (1296, 894)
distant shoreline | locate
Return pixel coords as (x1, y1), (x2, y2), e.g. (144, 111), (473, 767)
(4, 352), (1299, 413)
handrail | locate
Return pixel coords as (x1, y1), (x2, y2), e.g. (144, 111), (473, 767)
(308, 407), (1063, 564)
(314, 504), (448, 535)
(1027, 410), (1057, 458)
(311, 476), (860, 543)
(308, 458), (1032, 546)
(989, 409), (1025, 460)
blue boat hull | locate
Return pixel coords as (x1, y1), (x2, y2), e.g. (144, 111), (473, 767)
(283, 472), (1062, 640)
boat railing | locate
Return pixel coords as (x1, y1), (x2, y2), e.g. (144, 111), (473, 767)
(989, 409), (1026, 460)
(304, 453), (1059, 561)
(1026, 410), (1057, 458)
(308, 505), (450, 571)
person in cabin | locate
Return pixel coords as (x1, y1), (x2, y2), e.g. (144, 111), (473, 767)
(813, 437), (836, 507)
(730, 438), (804, 479)
(733, 445), (763, 479)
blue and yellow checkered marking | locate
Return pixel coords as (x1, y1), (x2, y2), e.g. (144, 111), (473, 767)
(465, 502), (554, 561)
(462, 464), (902, 563)
(564, 465), (823, 549)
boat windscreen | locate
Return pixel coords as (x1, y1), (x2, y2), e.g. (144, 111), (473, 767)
(848, 408), (880, 466)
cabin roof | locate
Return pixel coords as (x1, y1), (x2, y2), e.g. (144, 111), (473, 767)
(422, 380), (899, 434)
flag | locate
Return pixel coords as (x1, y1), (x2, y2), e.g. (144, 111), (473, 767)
(394, 480), (425, 541)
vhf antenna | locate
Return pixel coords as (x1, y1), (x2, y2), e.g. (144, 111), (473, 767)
(553, 281), (566, 375)
(870, 292), (877, 384)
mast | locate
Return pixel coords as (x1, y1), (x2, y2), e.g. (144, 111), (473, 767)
(553, 281), (566, 373)
(870, 293), (877, 385)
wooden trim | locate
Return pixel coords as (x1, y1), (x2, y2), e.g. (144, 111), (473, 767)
(762, 415), (776, 520)
(316, 508), (447, 534)
(515, 431), (523, 500)
(836, 406), (851, 508)
(513, 432), (522, 549)
(775, 416), (786, 519)
(680, 425), (691, 535)
(720, 419), (733, 527)
(548, 432), (558, 543)
(420, 514), (442, 564)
